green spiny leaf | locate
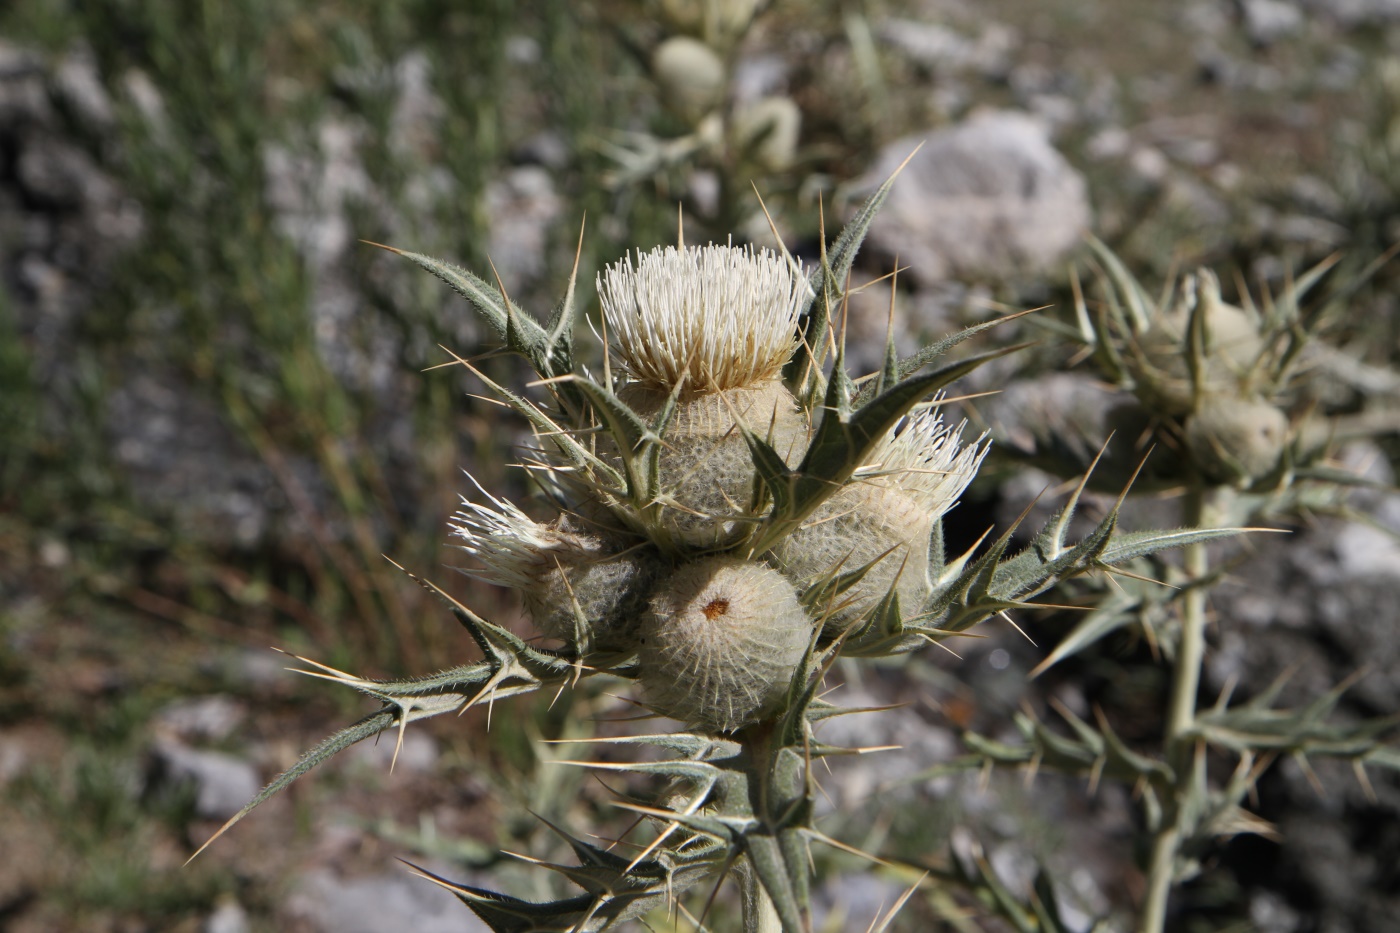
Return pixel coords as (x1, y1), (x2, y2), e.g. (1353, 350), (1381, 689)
(1085, 235), (1152, 332)
(745, 834), (806, 933)
(1097, 526), (1262, 565)
(188, 706), (396, 863)
(562, 374), (654, 501)
(1029, 590), (1141, 677)
(784, 154), (913, 400)
(379, 245), (556, 376)
(740, 423), (796, 518)
(854, 311), (1035, 407)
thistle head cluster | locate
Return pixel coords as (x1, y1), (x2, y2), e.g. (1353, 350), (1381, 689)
(206, 182), (1239, 931)
(440, 235), (999, 729)
(1082, 242), (1330, 488)
(392, 220), (1218, 931)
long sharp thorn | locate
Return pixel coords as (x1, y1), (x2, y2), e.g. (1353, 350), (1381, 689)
(918, 633), (963, 660)
(998, 610), (1037, 647)
(273, 647), (360, 681)
(1104, 564), (1179, 588)
(1354, 759), (1378, 804)
(1113, 444), (1156, 512)
(561, 213), (585, 319)
(486, 256), (516, 322)
(811, 830), (895, 868)
(390, 712), (407, 775)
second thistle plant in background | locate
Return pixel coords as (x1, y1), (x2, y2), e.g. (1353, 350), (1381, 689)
(192, 173), (1251, 931)
(966, 238), (1400, 933)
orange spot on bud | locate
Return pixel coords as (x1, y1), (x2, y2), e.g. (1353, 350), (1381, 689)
(701, 598), (730, 620)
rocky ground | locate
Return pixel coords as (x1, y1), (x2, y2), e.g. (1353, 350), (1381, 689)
(2, 0), (1398, 930)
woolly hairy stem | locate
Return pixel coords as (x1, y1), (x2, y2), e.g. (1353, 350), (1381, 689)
(740, 858), (783, 933)
(1140, 484), (1218, 933)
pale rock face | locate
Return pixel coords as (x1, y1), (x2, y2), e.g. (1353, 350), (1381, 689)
(859, 110), (1091, 284)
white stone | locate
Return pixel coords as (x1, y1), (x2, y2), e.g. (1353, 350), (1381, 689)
(857, 110), (1090, 284)
(287, 867), (489, 933)
(1241, 0), (1304, 44)
(150, 740), (261, 821)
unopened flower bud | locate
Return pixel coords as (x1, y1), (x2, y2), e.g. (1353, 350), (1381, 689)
(1184, 394), (1288, 485)
(639, 556), (811, 733)
(657, 0), (761, 48)
(1136, 269), (1265, 415)
(731, 95), (801, 171)
(771, 412), (987, 635)
(652, 36), (726, 125)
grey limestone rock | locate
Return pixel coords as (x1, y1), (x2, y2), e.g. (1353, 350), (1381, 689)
(286, 866), (489, 933)
(148, 739), (262, 821)
(857, 110), (1090, 285)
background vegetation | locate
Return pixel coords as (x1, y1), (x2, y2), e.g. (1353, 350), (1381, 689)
(1, 0), (1396, 930)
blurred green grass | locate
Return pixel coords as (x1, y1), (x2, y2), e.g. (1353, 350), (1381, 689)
(2, 0), (623, 669)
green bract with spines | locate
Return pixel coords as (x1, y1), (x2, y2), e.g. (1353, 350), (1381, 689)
(200, 173), (1251, 932)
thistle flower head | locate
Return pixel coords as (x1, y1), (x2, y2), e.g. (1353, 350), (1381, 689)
(857, 408), (989, 518)
(449, 487), (571, 591)
(597, 243), (805, 393)
(450, 485), (661, 647)
(771, 408), (988, 634)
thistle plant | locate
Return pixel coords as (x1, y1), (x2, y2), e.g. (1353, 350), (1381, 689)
(965, 239), (1400, 933)
(605, 0), (804, 235)
(191, 175), (1250, 931)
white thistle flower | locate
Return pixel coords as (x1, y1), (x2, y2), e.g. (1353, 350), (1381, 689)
(450, 481), (662, 647)
(597, 243), (805, 393)
(449, 488), (564, 592)
(855, 408), (989, 519)
(770, 408), (988, 634)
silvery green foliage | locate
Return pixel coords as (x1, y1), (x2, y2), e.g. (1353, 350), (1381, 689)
(971, 240), (1400, 932)
(197, 177), (1248, 930)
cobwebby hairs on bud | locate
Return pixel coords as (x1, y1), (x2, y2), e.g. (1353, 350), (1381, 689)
(450, 486), (660, 649)
(638, 556), (811, 733)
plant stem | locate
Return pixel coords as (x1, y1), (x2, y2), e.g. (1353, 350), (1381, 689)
(740, 858), (784, 933)
(1140, 484), (1213, 933)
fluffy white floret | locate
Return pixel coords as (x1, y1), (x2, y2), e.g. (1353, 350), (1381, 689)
(855, 408), (989, 519)
(449, 486), (561, 592)
(597, 243), (805, 393)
